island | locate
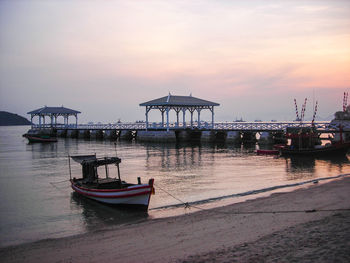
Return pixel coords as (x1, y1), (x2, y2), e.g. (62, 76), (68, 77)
(0, 111), (31, 126)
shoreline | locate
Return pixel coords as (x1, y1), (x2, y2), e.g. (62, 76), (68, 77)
(1, 177), (350, 262)
(150, 173), (350, 213)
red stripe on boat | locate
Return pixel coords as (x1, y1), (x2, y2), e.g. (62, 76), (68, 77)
(72, 185), (151, 199)
(70, 180), (151, 193)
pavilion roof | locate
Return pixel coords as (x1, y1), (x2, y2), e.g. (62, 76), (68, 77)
(140, 94), (220, 107)
(27, 106), (81, 115)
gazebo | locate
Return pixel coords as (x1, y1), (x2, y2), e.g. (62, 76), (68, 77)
(27, 106), (81, 129)
(140, 93), (220, 131)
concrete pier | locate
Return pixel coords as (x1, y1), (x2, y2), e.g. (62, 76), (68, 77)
(47, 119), (337, 144)
(174, 129), (202, 142)
(104, 130), (117, 140)
(137, 130), (176, 142)
(259, 132), (273, 144)
(186, 129), (202, 142)
(119, 130), (134, 141)
(90, 130), (104, 140)
(57, 129), (67, 138)
(200, 131), (215, 142)
(78, 130), (90, 139)
(214, 131), (227, 142)
(175, 130), (189, 142)
(67, 130), (78, 138)
(226, 131), (242, 144)
(242, 131), (257, 144)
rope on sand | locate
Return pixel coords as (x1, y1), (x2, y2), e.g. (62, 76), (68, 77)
(153, 173), (350, 215)
(189, 206), (350, 215)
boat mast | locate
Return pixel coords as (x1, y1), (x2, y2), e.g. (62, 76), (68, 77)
(105, 157), (109, 178)
(116, 162), (121, 183)
(68, 155), (72, 180)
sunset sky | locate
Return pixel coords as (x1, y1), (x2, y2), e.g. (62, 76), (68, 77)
(1, 0), (349, 123)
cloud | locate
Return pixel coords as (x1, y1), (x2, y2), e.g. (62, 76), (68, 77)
(1, 0), (349, 122)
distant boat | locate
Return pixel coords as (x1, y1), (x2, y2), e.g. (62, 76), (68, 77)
(23, 133), (57, 143)
(69, 155), (155, 210)
(256, 149), (279, 155)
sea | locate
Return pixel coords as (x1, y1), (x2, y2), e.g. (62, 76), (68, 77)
(1, 125), (349, 247)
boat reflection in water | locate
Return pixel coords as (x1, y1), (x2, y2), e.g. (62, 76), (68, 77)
(284, 155), (350, 180)
(70, 192), (149, 232)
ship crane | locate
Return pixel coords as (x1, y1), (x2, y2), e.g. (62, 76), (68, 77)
(294, 98), (307, 123)
(311, 101), (318, 127)
(343, 92), (348, 112)
(294, 99), (300, 121)
(301, 98), (307, 122)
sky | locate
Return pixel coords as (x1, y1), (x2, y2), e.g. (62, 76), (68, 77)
(1, 0), (349, 124)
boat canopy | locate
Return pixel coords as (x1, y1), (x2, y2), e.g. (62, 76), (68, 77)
(70, 155), (122, 183)
(71, 155), (121, 166)
(71, 155), (97, 164)
(84, 157), (121, 167)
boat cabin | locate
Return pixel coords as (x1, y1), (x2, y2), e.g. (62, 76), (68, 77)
(286, 127), (320, 150)
(70, 155), (121, 183)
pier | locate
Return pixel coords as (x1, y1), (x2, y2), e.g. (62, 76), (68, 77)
(31, 120), (336, 131)
(27, 94), (350, 144)
(29, 120), (344, 144)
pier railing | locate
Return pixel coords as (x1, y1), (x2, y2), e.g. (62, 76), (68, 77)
(213, 121), (333, 132)
(31, 121), (348, 132)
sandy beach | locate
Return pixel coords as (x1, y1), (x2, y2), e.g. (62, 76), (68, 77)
(1, 177), (350, 263)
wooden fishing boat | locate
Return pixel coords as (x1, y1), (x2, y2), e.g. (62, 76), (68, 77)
(279, 127), (350, 157)
(23, 134), (57, 143)
(69, 155), (154, 210)
(279, 142), (350, 156)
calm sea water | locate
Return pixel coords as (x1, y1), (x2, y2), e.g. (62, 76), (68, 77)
(0, 126), (349, 247)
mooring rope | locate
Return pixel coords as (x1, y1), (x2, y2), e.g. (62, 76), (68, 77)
(154, 183), (190, 208)
(189, 205), (350, 215)
(153, 173), (350, 215)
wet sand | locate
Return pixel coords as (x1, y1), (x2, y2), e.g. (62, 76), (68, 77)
(1, 177), (350, 263)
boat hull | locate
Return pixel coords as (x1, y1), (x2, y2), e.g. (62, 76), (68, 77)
(280, 143), (350, 157)
(71, 179), (154, 209)
(23, 134), (57, 143)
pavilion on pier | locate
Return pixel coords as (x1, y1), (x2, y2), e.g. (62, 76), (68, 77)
(27, 106), (81, 129)
(140, 93), (220, 131)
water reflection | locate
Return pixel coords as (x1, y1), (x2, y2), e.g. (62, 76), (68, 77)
(284, 157), (316, 179)
(4, 125), (350, 247)
(283, 155), (349, 180)
(27, 142), (58, 157)
(70, 192), (148, 232)
(285, 156), (316, 171)
(144, 143), (204, 171)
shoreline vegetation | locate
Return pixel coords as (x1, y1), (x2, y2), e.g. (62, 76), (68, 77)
(1, 177), (349, 262)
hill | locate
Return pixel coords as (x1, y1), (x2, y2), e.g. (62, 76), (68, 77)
(0, 111), (31, 126)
